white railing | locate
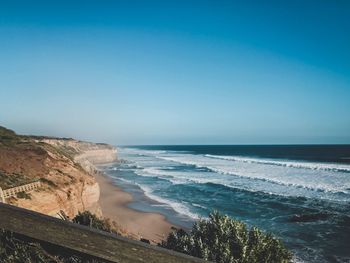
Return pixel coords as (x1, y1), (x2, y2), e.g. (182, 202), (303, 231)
(0, 187), (5, 203)
(0, 181), (41, 203)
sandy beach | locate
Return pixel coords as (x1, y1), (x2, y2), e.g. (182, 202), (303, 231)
(94, 172), (176, 243)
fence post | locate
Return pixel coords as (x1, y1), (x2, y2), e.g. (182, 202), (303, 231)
(0, 187), (5, 203)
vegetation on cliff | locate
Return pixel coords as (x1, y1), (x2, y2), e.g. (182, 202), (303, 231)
(0, 171), (32, 190)
(0, 127), (18, 146)
(73, 211), (117, 234)
(0, 126), (41, 189)
(160, 211), (292, 263)
(0, 126), (78, 189)
(72, 211), (134, 239)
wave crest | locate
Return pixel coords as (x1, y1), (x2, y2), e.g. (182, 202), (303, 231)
(205, 154), (350, 173)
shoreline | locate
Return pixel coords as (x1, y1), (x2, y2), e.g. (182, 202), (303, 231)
(94, 171), (176, 243)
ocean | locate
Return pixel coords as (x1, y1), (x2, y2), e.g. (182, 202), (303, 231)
(101, 145), (350, 263)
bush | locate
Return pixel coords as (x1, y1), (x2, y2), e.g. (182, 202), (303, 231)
(160, 211), (292, 263)
(16, 191), (31, 199)
(40, 178), (58, 188)
(72, 211), (115, 234)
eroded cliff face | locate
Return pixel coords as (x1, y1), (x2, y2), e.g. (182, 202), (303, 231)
(0, 126), (117, 219)
(14, 181), (101, 218)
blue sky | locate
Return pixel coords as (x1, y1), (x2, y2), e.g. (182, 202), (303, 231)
(0, 0), (349, 145)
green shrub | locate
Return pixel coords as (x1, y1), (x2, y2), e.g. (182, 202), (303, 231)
(0, 172), (32, 189)
(40, 178), (57, 188)
(72, 211), (116, 234)
(16, 191), (31, 199)
(160, 211), (292, 263)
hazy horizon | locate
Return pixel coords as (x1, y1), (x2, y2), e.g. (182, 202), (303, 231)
(1, 1), (349, 145)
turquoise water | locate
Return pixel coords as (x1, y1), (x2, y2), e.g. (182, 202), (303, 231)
(101, 145), (350, 263)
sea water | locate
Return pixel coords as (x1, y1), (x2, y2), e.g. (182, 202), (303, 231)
(101, 145), (350, 263)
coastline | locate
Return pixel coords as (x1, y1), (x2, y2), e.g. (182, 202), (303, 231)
(94, 170), (176, 244)
(72, 144), (177, 243)
(0, 129), (177, 245)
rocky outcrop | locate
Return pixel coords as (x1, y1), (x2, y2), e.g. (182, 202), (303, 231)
(289, 212), (332, 223)
(74, 148), (117, 174)
(75, 148), (118, 164)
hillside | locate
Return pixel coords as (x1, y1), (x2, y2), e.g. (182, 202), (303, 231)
(0, 126), (117, 219)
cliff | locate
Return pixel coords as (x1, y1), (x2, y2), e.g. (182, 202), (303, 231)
(39, 138), (118, 173)
(0, 126), (117, 219)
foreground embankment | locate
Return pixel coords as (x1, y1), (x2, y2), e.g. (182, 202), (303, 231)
(0, 202), (205, 263)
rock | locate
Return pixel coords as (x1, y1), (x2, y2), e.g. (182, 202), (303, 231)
(140, 238), (151, 244)
(289, 212), (331, 223)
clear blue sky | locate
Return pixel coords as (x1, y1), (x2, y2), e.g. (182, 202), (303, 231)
(0, 0), (349, 145)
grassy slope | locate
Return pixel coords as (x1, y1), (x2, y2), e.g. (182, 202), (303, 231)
(0, 126), (89, 190)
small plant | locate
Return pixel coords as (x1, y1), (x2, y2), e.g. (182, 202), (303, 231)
(16, 191), (31, 199)
(72, 211), (132, 240)
(40, 178), (58, 188)
(72, 211), (116, 234)
(160, 211), (292, 263)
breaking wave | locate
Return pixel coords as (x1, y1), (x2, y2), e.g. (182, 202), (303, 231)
(205, 154), (350, 173)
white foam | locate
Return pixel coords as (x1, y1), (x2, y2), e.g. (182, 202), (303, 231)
(120, 148), (167, 156)
(134, 183), (200, 220)
(110, 171), (200, 219)
(156, 154), (350, 196)
(117, 148), (350, 201)
(192, 203), (207, 209)
(138, 167), (190, 185)
(205, 154), (350, 173)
